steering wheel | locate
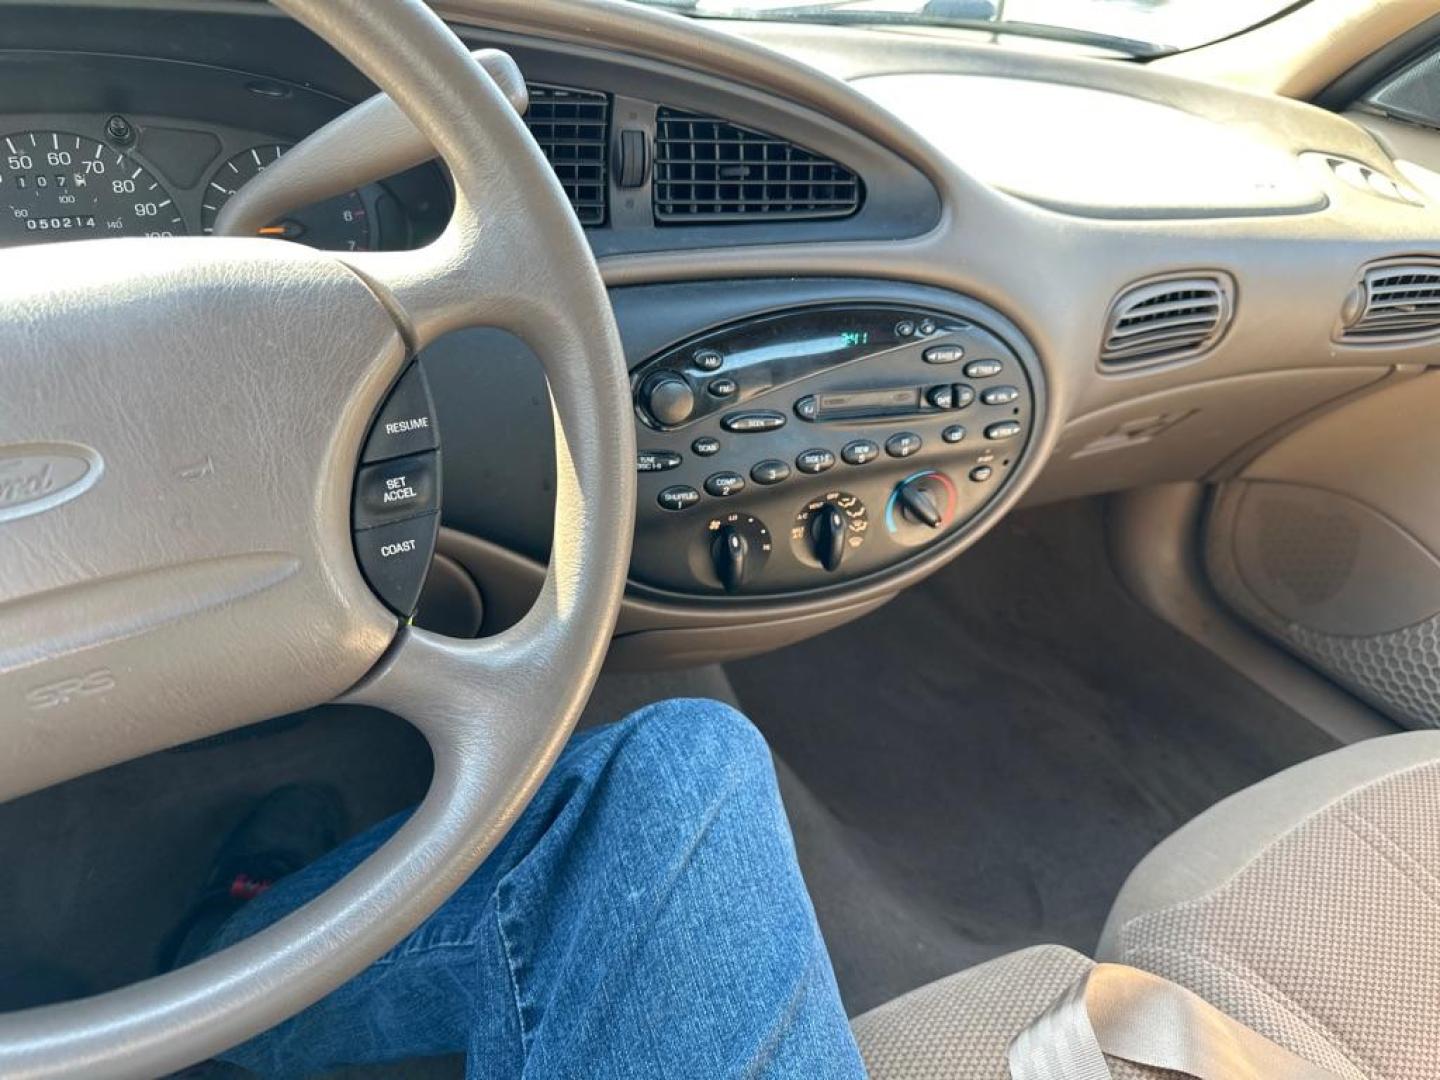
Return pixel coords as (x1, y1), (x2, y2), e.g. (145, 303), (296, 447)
(0, 1), (634, 1075)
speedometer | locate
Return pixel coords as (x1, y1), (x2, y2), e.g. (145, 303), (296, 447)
(0, 131), (185, 246)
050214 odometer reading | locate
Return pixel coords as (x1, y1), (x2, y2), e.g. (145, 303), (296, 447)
(0, 131), (185, 245)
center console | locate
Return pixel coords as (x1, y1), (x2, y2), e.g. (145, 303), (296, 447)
(627, 298), (1039, 598)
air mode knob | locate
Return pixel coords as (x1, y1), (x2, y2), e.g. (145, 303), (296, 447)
(640, 372), (696, 427)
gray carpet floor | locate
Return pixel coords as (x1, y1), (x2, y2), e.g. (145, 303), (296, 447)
(727, 497), (1340, 1015)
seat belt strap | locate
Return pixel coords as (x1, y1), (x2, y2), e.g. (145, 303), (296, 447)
(1008, 963), (1347, 1080)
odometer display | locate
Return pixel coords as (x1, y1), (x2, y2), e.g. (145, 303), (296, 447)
(0, 131), (185, 246)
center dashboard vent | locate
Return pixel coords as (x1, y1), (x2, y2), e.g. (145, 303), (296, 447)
(653, 109), (862, 223)
(524, 83), (610, 227)
(1101, 274), (1235, 369)
(1338, 259), (1440, 342)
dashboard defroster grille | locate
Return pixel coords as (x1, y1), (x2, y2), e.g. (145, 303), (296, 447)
(653, 109), (862, 223)
(524, 83), (610, 227)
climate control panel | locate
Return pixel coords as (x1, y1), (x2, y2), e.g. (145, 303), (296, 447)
(627, 302), (1038, 597)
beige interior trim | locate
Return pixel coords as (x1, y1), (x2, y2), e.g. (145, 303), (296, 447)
(1155, 0), (1436, 100)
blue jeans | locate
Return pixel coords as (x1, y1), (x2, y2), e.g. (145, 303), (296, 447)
(206, 700), (864, 1079)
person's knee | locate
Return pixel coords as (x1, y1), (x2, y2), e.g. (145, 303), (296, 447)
(622, 697), (769, 766)
(607, 699), (778, 812)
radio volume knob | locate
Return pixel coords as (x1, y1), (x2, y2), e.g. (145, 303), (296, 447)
(640, 372), (696, 427)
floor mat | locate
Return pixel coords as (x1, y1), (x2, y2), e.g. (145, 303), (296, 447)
(726, 497), (1341, 1016)
(0, 706), (433, 1009)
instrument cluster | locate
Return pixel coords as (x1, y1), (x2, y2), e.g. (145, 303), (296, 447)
(0, 112), (447, 251)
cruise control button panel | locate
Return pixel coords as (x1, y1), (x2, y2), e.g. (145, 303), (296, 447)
(353, 362), (442, 617)
(626, 301), (1038, 597)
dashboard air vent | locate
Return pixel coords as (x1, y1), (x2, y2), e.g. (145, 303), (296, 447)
(524, 83), (610, 227)
(653, 109), (861, 223)
(1101, 275), (1234, 369)
(1339, 260), (1440, 342)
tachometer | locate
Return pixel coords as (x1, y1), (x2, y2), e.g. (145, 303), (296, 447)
(0, 131), (185, 246)
(201, 144), (372, 251)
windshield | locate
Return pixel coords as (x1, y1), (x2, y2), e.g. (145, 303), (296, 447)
(633, 1), (1307, 57)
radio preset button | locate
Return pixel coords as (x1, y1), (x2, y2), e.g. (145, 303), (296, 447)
(692, 436), (721, 457)
(985, 421), (1023, 441)
(942, 424), (967, 444)
(964, 359), (1004, 379)
(751, 459), (792, 485)
(841, 439), (880, 466)
(704, 471), (748, 497)
(923, 344), (964, 365)
(981, 385), (1021, 406)
(692, 348), (724, 372)
(658, 485), (701, 511)
(637, 450), (683, 473)
(796, 448), (837, 475)
(722, 411), (787, 434)
(886, 432), (922, 459)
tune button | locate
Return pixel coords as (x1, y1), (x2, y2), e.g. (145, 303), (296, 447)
(841, 439), (880, 466)
(751, 459), (792, 485)
(708, 377), (738, 398)
(964, 359), (1004, 379)
(658, 485), (701, 511)
(885, 432), (922, 459)
(981, 385), (1021, 406)
(923, 344), (964, 365)
(796, 448), (837, 475)
(722, 410), (787, 434)
(692, 436), (721, 457)
(985, 420), (1023, 441)
(637, 450), (683, 473)
(942, 424), (967, 444)
(692, 348), (724, 372)
(704, 471), (748, 497)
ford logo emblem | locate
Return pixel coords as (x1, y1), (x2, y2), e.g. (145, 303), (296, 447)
(0, 442), (103, 523)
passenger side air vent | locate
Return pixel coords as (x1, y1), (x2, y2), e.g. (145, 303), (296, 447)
(1100, 274), (1234, 369)
(653, 109), (862, 223)
(1338, 259), (1440, 342)
(524, 83), (610, 227)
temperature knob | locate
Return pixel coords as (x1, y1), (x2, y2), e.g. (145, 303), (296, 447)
(885, 471), (958, 547)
